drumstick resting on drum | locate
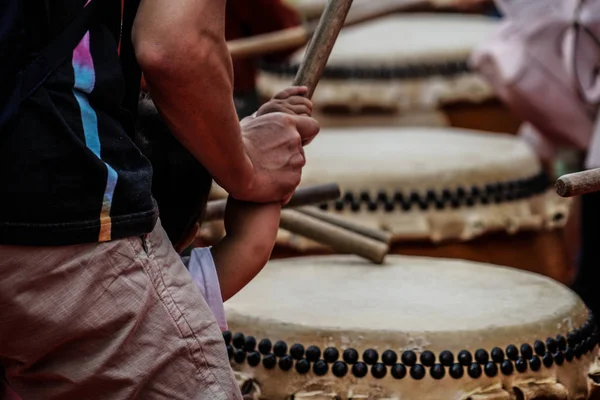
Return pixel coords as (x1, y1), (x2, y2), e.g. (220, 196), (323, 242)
(556, 168), (600, 198)
(296, 206), (393, 244)
(280, 210), (388, 263)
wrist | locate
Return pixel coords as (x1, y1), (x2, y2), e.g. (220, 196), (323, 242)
(213, 152), (255, 200)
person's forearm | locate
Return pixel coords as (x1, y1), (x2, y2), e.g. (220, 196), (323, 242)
(210, 207), (281, 301)
(210, 236), (272, 301)
(132, 0), (253, 196)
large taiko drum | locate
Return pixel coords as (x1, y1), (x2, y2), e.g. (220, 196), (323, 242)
(257, 14), (521, 133)
(269, 126), (573, 284)
(288, 0), (492, 20)
(223, 255), (600, 400)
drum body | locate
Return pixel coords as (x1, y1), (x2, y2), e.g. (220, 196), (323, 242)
(224, 255), (600, 399)
(266, 126), (573, 284)
(257, 14), (521, 133)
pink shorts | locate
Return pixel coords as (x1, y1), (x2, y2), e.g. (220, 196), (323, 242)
(0, 219), (242, 399)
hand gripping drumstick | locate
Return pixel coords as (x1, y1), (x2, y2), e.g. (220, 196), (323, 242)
(276, 0), (389, 264)
(555, 168), (600, 198)
(227, 0), (428, 60)
(213, 0), (389, 263)
(204, 183), (340, 221)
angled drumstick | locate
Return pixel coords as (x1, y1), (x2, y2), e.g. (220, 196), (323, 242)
(291, 0), (354, 97)
(277, 0), (388, 263)
(228, 0), (428, 60)
(556, 168), (600, 198)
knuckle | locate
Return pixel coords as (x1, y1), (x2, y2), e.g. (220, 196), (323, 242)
(280, 113), (295, 126)
(292, 133), (302, 147)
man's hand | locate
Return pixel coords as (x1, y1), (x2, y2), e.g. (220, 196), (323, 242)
(231, 112), (320, 204)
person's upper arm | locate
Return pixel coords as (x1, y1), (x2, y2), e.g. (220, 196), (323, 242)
(132, 0), (226, 63)
(130, 0), (254, 199)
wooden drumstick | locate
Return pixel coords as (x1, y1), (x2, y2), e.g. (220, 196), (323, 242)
(228, 0), (427, 60)
(288, 0), (393, 262)
(555, 168), (600, 198)
(296, 206), (393, 244)
(280, 209), (388, 264)
(203, 183), (341, 221)
(249, 0), (390, 263)
(292, 0), (354, 98)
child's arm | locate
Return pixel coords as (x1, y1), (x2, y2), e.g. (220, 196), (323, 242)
(183, 198), (279, 331)
(210, 87), (312, 300)
(210, 198), (281, 301)
(186, 86), (312, 317)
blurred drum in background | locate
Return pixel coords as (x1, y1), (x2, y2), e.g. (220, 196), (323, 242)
(287, 0), (497, 20)
(257, 14), (521, 133)
(260, 126), (572, 284)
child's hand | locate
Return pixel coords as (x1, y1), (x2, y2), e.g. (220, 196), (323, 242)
(256, 86), (313, 117)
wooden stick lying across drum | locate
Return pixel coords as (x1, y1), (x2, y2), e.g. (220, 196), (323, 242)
(228, 0), (427, 60)
(280, 210), (388, 264)
(203, 183), (340, 221)
(296, 206), (393, 244)
(555, 168), (600, 197)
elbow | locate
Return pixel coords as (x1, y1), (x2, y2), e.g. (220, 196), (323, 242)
(133, 36), (200, 78)
(133, 40), (169, 77)
(133, 28), (226, 80)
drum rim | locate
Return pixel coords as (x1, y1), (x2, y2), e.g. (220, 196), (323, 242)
(224, 312), (597, 380)
(259, 59), (471, 81)
(318, 171), (552, 214)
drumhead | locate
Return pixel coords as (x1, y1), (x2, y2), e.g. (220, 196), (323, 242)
(226, 255), (583, 334)
(276, 127), (569, 245)
(300, 126), (538, 192)
(294, 14), (497, 66)
(258, 14), (497, 111)
(225, 255), (597, 400)
(290, 0), (477, 16)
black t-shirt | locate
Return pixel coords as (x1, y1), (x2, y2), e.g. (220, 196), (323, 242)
(0, 0), (158, 245)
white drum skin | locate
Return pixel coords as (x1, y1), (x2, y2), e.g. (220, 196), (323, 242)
(258, 14), (498, 113)
(224, 255), (600, 400)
